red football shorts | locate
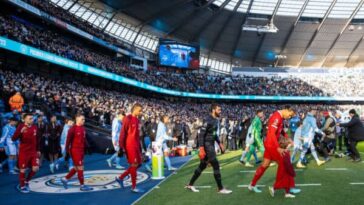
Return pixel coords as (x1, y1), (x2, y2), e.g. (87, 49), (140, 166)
(71, 149), (84, 166)
(263, 146), (282, 162)
(18, 152), (39, 169)
(125, 148), (142, 165)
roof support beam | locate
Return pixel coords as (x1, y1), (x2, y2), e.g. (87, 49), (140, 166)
(344, 35), (364, 67)
(207, 0), (244, 56)
(252, 0), (283, 66)
(119, 0), (145, 11)
(296, 0), (338, 67)
(274, 0), (309, 67)
(320, 0), (364, 67)
(101, 12), (117, 31)
(132, 0), (194, 46)
(67, 0), (79, 11)
(189, 0), (233, 42)
(166, 0), (217, 37)
(229, 0), (254, 63)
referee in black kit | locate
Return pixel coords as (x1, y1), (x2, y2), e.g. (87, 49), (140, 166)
(185, 104), (232, 194)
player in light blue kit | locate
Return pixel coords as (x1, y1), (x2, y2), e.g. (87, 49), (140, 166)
(106, 111), (125, 169)
(156, 115), (177, 171)
(291, 121), (303, 163)
(55, 118), (74, 171)
(296, 109), (326, 168)
(0, 117), (18, 174)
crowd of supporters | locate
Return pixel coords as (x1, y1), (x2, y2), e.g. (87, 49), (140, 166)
(1, 12), (364, 97)
(1, 68), (363, 151)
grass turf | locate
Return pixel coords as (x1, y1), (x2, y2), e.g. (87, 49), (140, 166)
(135, 150), (364, 205)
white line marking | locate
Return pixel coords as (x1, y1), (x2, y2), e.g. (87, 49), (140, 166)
(237, 183), (322, 188)
(131, 157), (193, 205)
(195, 186), (212, 189)
(325, 168), (348, 171)
(239, 169), (303, 173)
(350, 183), (364, 185)
(239, 170), (256, 173)
(295, 184), (321, 187)
(202, 171), (213, 174)
(237, 185), (266, 188)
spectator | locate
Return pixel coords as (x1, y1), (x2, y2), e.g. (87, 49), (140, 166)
(8, 92), (24, 112)
(339, 109), (364, 162)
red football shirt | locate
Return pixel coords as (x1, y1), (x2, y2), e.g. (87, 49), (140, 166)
(66, 125), (86, 151)
(12, 123), (39, 154)
(119, 114), (140, 151)
(264, 111), (287, 149)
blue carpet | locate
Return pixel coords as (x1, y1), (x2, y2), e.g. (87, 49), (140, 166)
(0, 154), (191, 205)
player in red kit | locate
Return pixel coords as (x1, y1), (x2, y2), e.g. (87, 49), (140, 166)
(248, 106), (301, 198)
(60, 114), (93, 191)
(12, 113), (40, 193)
(115, 103), (144, 193)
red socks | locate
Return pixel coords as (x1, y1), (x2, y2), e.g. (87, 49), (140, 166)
(26, 171), (36, 182)
(118, 166), (138, 189)
(119, 168), (131, 180)
(77, 170), (84, 185)
(19, 172), (26, 187)
(65, 168), (77, 180)
(65, 168), (84, 185)
(251, 166), (268, 186)
(129, 166), (137, 189)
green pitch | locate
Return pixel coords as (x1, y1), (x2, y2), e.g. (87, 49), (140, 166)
(135, 151), (364, 205)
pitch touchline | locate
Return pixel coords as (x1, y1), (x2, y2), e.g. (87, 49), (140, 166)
(350, 183), (364, 185)
(237, 185), (266, 188)
(239, 169), (303, 173)
(194, 186), (212, 188)
(295, 184), (322, 186)
(325, 168), (348, 171)
(237, 183), (322, 187)
(131, 157), (193, 205)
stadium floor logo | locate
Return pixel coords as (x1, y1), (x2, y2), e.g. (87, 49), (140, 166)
(28, 170), (149, 194)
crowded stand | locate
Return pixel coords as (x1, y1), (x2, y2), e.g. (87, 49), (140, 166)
(1, 1), (364, 204)
(1, 12), (364, 97)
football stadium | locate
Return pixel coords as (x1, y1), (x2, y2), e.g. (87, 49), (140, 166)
(0, 0), (364, 205)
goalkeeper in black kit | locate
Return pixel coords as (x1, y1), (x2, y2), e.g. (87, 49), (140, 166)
(185, 104), (232, 194)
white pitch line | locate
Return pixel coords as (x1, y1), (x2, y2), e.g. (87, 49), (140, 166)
(237, 184), (321, 188)
(239, 170), (256, 173)
(239, 169), (303, 173)
(202, 171), (213, 174)
(325, 168), (348, 171)
(237, 185), (266, 188)
(131, 157), (193, 205)
(350, 183), (364, 185)
(295, 184), (322, 187)
(195, 186), (212, 189)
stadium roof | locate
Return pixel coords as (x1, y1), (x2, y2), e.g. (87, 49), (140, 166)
(50, 0), (364, 72)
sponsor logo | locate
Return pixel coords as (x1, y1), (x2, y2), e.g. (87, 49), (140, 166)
(0, 38), (6, 47)
(29, 170), (149, 193)
(20, 45), (27, 54)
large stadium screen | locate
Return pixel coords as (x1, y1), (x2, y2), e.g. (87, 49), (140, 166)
(158, 39), (200, 69)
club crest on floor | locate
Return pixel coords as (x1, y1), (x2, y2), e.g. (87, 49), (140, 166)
(28, 170), (149, 194)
